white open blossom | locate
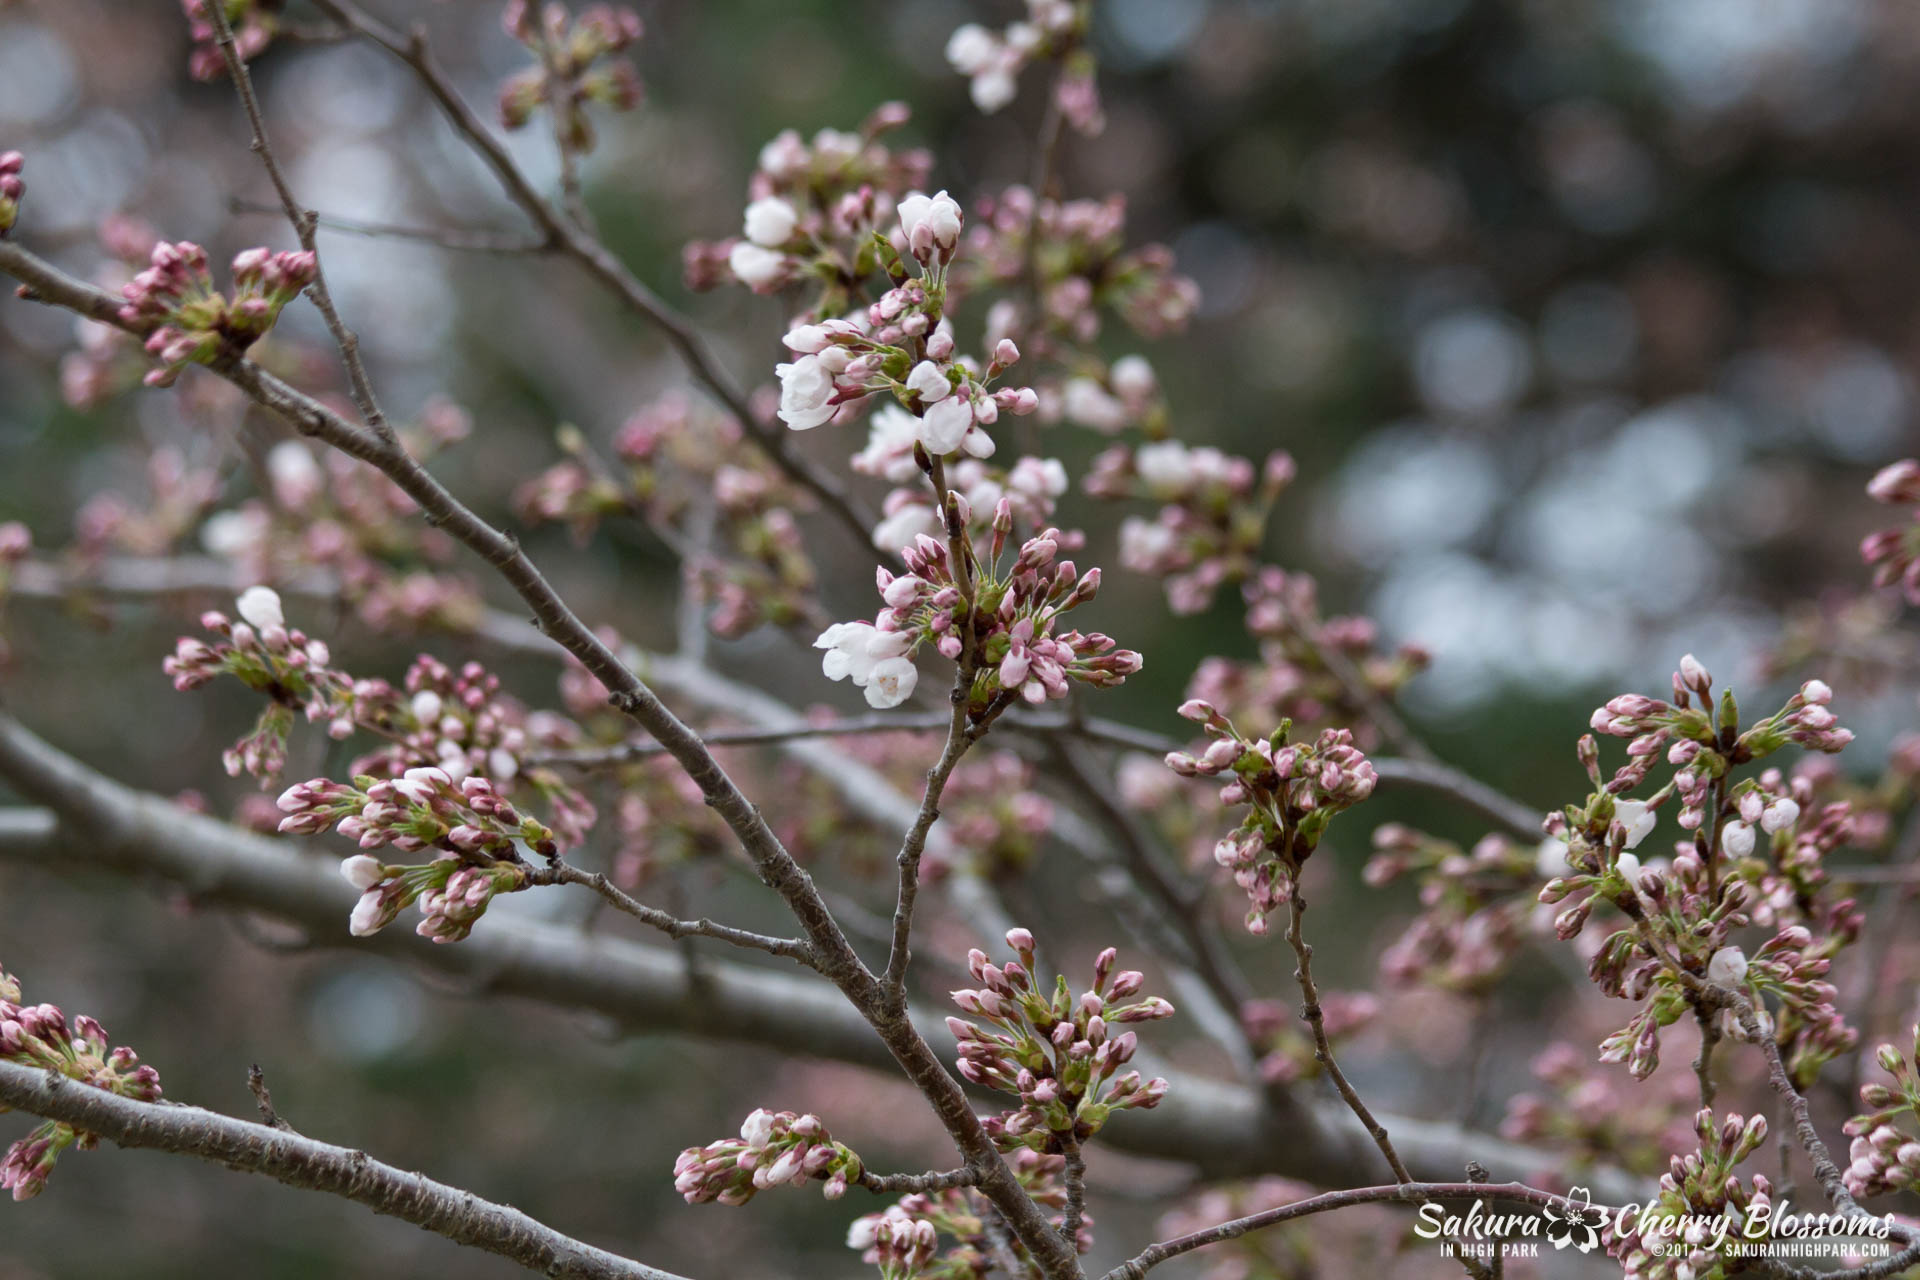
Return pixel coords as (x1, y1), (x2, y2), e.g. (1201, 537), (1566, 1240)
(920, 395), (975, 454)
(236, 585), (284, 631)
(728, 241), (787, 290)
(815, 624), (919, 708)
(742, 197), (798, 248)
(776, 354), (838, 430)
(1613, 799), (1656, 850)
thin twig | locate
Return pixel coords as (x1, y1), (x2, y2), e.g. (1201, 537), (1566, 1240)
(229, 198), (551, 252)
(1285, 889), (1489, 1280)
(529, 861), (817, 968)
(246, 1063), (295, 1132)
(202, 0), (394, 442)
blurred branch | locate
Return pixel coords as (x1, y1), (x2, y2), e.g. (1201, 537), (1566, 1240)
(0, 721), (1639, 1200)
(0, 1061), (690, 1280)
(303, 0), (894, 570)
(229, 198), (551, 253)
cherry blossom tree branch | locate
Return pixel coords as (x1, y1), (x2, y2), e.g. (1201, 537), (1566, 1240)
(0, 718), (1636, 1200)
(0, 1061), (691, 1280)
(0, 240), (1080, 1279)
(856, 1166), (980, 1194)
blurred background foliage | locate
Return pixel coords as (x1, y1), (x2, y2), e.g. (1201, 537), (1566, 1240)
(1, 0), (1918, 1276)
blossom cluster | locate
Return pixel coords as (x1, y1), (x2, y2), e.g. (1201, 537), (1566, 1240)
(1364, 825), (1539, 994)
(770, 192), (1040, 456)
(1167, 706), (1378, 932)
(1602, 1108), (1772, 1280)
(278, 768), (547, 941)
(1087, 441), (1296, 614)
(1500, 1042), (1698, 1178)
(673, 1108), (864, 1206)
(945, 1), (1101, 132)
(0, 963), (162, 1201)
(116, 241), (315, 386)
(181, 0), (275, 81)
(955, 185), (1200, 350)
(1862, 457), (1920, 604)
(1179, 568), (1431, 748)
(848, 1150), (1086, 1278)
(823, 509), (1140, 711)
(1845, 1028), (1920, 1199)
(1543, 656), (1861, 1081)
(0, 151), (21, 236)
(948, 928), (1173, 1150)
(513, 395), (820, 637)
(497, 2), (643, 150)
(162, 586), (346, 781)
(195, 410), (485, 635)
(685, 107), (932, 310)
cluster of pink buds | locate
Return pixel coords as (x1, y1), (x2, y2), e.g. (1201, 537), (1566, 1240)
(326, 845), (531, 944)
(847, 1203), (940, 1278)
(1845, 1029), (1920, 1199)
(673, 1108), (865, 1206)
(1088, 444), (1296, 614)
(1590, 657), (1852, 809)
(181, 0), (276, 81)
(685, 107), (932, 308)
(1862, 458), (1920, 604)
(279, 766), (558, 858)
(1501, 1042), (1698, 1177)
(958, 186), (1199, 349)
(1177, 570), (1430, 749)
(1, 963), (162, 1201)
(117, 240), (315, 386)
(162, 587), (346, 782)
(0, 151), (21, 236)
(1364, 826), (1537, 994)
(277, 767), (551, 940)
(847, 509), (1141, 712)
(343, 653), (594, 849)
(947, 928), (1173, 1150)
(848, 1149), (1086, 1275)
(1167, 707), (1377, 932)
(1601, 1109), (1772, 1280)
(497, 2), (642, 151)
(1240, 990), (1377, 1085)
(945, 2), (1101, 132)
